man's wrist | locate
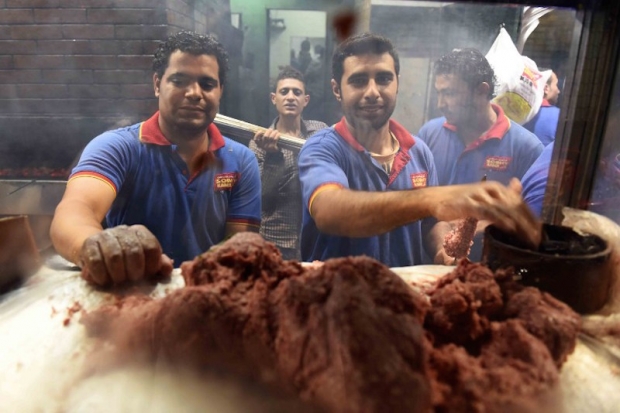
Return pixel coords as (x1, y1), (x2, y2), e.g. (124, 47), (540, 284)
(264, 150), (284, 161)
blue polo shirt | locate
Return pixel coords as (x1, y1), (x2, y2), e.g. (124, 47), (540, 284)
(521, 142), (554, 218)
(70, 112), (261, 265)
(298, 117), (438, 267)
(523, 100), (560, 147)
(417, 104), (543, 186)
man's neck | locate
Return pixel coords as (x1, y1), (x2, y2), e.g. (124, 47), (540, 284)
(458, 104), (497, 146)
(346, 118), (393, 154)
(159, 119), (210, 170)
(276, 115), (302, 137)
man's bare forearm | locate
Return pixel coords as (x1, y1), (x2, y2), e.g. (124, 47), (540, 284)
(309, 180), (541, 249)
(50, 201), (104, 265)
(311, 188), (436, 237)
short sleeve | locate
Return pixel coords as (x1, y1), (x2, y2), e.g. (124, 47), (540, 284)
(298, 131), (350, 210)
(70, 130), (136, 193)
(227, 145), (262, 224)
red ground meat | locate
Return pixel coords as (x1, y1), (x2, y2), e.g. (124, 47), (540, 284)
(443, 216), (478, 259)
(82, 233), (432, 413)
(81, 235), (581, 413)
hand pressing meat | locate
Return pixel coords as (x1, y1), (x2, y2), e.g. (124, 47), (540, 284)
(443, 216), (478, 261)
(79, 225), (173, 287)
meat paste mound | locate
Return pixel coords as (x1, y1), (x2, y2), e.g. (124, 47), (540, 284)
(82, 232), (432, 413)
(82, 234), (581, 413)
(425, 260), (581, 412)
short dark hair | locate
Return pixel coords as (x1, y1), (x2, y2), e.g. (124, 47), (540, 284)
(331, 32), (400, 85)
(434, 48), (496, 99)
(274, 66), (305, 92)
(152, 31), (229, 86)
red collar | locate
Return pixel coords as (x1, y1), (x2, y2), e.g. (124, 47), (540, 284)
(442, 104), (510, 150)
(541, 99), (552, 107)
(139, 111), (225, 151)
(334, 117), (415, 152)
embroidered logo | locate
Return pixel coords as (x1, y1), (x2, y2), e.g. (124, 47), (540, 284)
(214, 172), (239, 191)
(410, 172), (428, 188)
(484, 156), (512, 171)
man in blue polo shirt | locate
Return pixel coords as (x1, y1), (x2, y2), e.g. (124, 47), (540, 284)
(298, 33), (541, 267)
(418, 48), (543, 187)
(521, 142), (555, 218)
(50, 31), (261, 287)
(417, 48), (543, 261)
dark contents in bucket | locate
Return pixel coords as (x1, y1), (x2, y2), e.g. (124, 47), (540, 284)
(539, 236), (603, 255)
(483, 224), (612, 313)
(497, 224), (606, 256)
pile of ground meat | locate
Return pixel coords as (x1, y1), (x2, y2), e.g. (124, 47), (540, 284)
(81, 233), (580, 413)
(424, 259), (580, 412)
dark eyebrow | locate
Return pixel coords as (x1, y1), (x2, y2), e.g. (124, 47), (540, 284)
(169, 72), (219, 86)
(279, 87), (303, 92)
(347, 73), (368, 81)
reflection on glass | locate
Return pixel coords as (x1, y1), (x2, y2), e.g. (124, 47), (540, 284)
(268, 10), (327, 122)
(589, 61), (620, 224)
(219, 1), (583, 236)
(0, 0), (600, 255)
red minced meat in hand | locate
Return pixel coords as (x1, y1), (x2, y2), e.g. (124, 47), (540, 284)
(443, 216), (478, 260)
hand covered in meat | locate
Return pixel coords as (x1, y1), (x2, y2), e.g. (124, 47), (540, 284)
(430, 178), (542, 249)
(253, 128), (280, 152)
(79, 224), (173, 287)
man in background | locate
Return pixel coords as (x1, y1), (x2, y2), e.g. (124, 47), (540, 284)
(250, 66), (327, 260)
(418, 48), (543, 187)
(417, 48), (544, 260)
(524, 69), (561, 147)
(51, 31), (261, 287)
(298, 33), (541, 267)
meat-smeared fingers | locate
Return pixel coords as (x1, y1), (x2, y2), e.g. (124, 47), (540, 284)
(113, 227), (145, 282)
(80, 237), (109, 286)
(133, 225), (163, 277)
(159, 254), (174, 276)
(98, 230), (127, 285)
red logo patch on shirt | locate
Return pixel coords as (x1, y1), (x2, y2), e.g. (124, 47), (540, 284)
(484, 156), (512, 171)
(410, 172), (428, 188)
(214, 172), (239, 191)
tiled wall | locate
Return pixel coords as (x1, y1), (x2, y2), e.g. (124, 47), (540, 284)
(0, 0), (227, 170)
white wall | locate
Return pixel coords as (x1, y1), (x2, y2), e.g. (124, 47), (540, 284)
(393, 57), (432, 134)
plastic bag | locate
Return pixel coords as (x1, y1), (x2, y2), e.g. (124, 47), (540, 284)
(486, 28), (551, 125)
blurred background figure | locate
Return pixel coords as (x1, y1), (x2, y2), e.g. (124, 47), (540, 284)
(524, 69), (561, 147)
(303, 44), (327, 122)
(289, 48), (301, 71)
(298, 39), (313, 74)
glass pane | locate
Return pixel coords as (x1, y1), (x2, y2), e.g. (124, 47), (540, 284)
(588, 61), (620, 224)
